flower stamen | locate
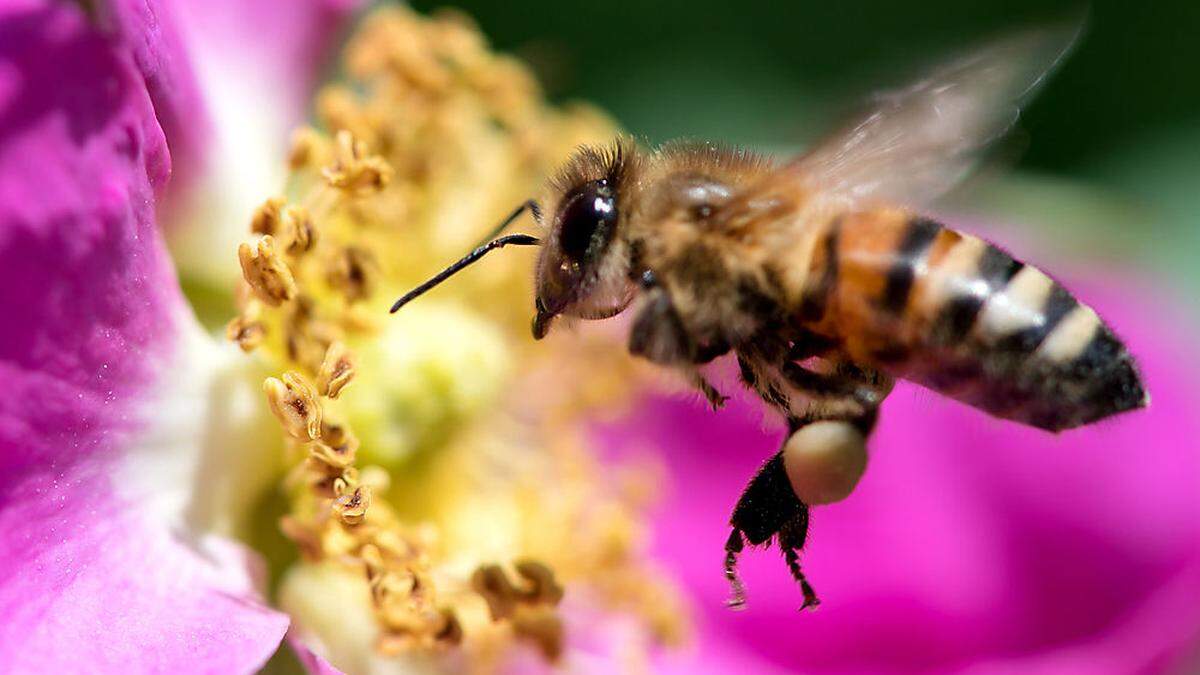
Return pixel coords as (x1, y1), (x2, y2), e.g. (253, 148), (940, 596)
(239, 235), (297, 306)
(316, 341), (355, 398)
(230, 5), (690, 668)
(322, 130), (392, 194)
(264, 372), (322, 440)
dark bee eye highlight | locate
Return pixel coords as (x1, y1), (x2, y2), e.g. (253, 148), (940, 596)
(558, 180), (617, 262)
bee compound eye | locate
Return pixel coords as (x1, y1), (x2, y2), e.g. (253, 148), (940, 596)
(781, 421), (867, 505)
(557, 180), (617, 262)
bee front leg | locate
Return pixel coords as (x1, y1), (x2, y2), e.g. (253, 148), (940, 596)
(690, 372), (731, 410)
(629, 286), (729, 410)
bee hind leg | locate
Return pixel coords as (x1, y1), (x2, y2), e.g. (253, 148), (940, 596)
(726, 451), (815, 610)
(779, 510), (820, 610)
(723, 528), (748, 610)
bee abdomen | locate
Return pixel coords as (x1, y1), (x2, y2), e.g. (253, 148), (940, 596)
(936, 259), (1146, 432)
(800, 212), (1148, 432)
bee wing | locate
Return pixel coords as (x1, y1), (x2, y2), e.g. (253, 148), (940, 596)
(739, 24), (1080, 216)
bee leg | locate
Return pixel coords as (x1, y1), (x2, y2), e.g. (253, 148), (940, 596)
(629, 287), (693, 365)
(692, 371), (730, 410)
(693, 337), (731, 364)
(780, 361), (862, 399)
(723, 528), (748, 610)
(737, 355), (792, 414)
(630, 287), (730, 409)
(727, 451), (811, 610)
(779, 359), (893, 417)
(787, 333), (840, 361)
(778, 508), (820, 610)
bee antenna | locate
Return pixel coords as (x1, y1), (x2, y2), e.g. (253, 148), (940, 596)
(473, 199), (541, 249)
(389, 202), (544, 314)
(390, 201), (541, 313)
(389, 233), (540, 313)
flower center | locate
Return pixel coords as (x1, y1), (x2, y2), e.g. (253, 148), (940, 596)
(227, 6), (687, 666)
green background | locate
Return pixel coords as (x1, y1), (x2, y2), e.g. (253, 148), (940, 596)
(410, 0), (1200, 298)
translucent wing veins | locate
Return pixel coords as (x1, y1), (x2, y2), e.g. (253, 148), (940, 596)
(720, 21), (1082, 225)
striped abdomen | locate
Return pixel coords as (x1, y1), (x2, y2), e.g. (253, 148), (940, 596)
(795, 209), (1147, 431)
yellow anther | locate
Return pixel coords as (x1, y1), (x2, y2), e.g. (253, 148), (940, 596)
(512, 606), (564, 661)
(433, 609), (463, 646)
(472, 560), (564, 627)
(264, 371), (323, 440)
(239, 235), (297, 306)
(333, 485), (371, 525)
(231, 5), (683, 666)
(515, 560), (565, 605)
(225, 313), (265, 352)
(360, 543), (387, 577)
(322, 130), (393, 193)
(307, 438), (356, 470)
(316, 86), (373, 144)
(316, 341), (356, 398)
(428, 9), (487, 69)
(326, 246), (379, 303)
(472, 564), (518, 621)
(288, 126), (327, 170)
(318, 416), (358, 451)
(250, 196), (287, 236)
(331, 469), (359, 498)
(278, 516), (323, 561)
(282, 206), (318, 256)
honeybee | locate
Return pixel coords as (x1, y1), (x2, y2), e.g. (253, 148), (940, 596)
(391, 25), (1147, 610)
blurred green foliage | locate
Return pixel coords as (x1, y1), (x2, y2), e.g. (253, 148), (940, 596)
(411, 0), (1199, 293)
(411, 1), (1198, 164)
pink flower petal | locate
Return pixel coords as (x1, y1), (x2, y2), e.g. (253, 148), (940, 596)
(102, 0), (363, 207)
(601, 274), (1200, 673)
(0, 3), (286, 671)
(161, 0), (365, 284)
(290, 632), (345, 675)
(101, 0), (212, 190)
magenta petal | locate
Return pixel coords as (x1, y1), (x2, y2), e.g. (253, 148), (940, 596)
(290, 632), (345, 675)
(0, 515), (289, 673)
(0, 3), (286, 671)
(101, 0), (212, 190)
(0, 2), (178, 467)
(601, 276), (1200, 673)
(101, 0), (364, 206)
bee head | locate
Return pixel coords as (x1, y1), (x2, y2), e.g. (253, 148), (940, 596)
(533, 140), (638, 339)
(387, 139), (638, 334)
